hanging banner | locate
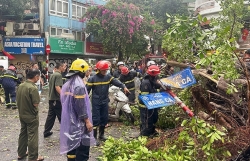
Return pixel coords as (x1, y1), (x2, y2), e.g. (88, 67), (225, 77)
(139, 92), (175, 109)
(161, 67), (196, 88)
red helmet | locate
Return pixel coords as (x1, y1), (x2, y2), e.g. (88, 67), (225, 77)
(96, 60), (109, 70)
(121, 66), (129, 75)
(8, 65), (16, 71)
(147, 65), (160, 76)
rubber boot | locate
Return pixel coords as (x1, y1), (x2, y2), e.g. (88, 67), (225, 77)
(99, 126), (107, 141)
(93, 128), (100, 146)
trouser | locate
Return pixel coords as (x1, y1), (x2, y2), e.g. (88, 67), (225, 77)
(44, 100), (62, 135)
(139, 107), (158, 136)
(4, 86), (16, 106)
(92, 101), (109, 127)
(67, 143), (90, 161)
(127, 90), (135, 103)
(18, 116), (39, 161)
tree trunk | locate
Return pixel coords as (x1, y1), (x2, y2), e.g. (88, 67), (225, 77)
(118, 50), (123, 61)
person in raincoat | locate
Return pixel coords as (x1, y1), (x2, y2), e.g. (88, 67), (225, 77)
(60, 59), (95, 161)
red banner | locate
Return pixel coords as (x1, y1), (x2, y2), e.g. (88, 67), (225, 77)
(86, 42), (111, 55)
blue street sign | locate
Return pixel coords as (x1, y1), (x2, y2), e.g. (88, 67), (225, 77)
(139, 92), (175, 109)
(3, 37), (45, 54)
(161, 67), (196, 88)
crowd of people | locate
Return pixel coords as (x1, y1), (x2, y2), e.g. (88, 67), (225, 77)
(3, 50), (250, 161)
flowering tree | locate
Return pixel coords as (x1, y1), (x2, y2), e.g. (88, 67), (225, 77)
(83, 1), (156, 61)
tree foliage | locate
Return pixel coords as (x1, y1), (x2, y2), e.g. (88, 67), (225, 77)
(84, 1), (156, 61)
(0, 0), (31, 20)
(163, 0), (246, 80)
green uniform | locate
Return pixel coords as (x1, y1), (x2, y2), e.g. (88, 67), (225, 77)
(49, 71), (63, 100)
(16, 80), (40, 160)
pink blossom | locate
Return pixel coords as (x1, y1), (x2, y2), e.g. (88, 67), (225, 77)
(128, 20), (135, 27)
(154, 30), (156, 32)
(150, 19), (155, 25)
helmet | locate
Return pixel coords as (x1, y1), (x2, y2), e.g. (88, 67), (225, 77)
(147, 61), (156, 67)
(117, 61), (124, 67)
(69, 58), (89, 73)
(121, 66), (129, 75)
(96, 60), (110, 70)
(147, 65), (160, 76)
(8, 65), (16, 71)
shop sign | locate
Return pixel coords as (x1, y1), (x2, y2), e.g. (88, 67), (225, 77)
(3, 37), (45, 54)
(86, 42), (112, 55)
(49, 37), (83, 54)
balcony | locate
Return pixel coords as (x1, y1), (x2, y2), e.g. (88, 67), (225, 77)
(195, 0), (222, 18)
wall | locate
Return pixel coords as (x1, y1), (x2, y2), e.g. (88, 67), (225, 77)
(44, 0), (107, 33)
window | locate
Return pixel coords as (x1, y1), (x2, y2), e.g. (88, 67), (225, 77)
(72, 31), (83, 41)
(72, 1), (87, 19)
(50, 0), (69, 17)
(50, 27), (69, 36)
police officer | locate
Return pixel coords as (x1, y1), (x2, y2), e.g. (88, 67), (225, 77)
(60, 59), (95, 161)
(0, 65), (20, 109)
(119, 66), (142, 103)
(16, 69), (44, 161)
(86, 60), (129, 146)
(113, 61), (124, 78)
(139, 65), (161, 137)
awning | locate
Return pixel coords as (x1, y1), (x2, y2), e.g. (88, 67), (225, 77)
(2, 50), (15, 60)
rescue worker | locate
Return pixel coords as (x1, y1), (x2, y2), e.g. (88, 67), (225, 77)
(16, 69), (44, 161)
(0, 65), (6, 75)
(86, 60), (129, 146)
(0, 65), (20, 109)
(113, 61), (125, 78)
(138, 65), (162, 137)
(119, 66), (142, 103)
(60, 59), (95, 161)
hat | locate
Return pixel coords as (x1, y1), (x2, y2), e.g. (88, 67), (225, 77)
(245, 49), (250, 54)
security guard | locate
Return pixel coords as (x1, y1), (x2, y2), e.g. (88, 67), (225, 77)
(139, 65), (161, 137)
(86, 60), (129, 146)
(16, 69), (44, 161)
(60, 59), (95, 161)
(0, 65), (20, 109)
(113, 61), (124, 78)
(119, 66), (142, 103)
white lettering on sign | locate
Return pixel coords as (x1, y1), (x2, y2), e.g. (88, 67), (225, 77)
(164, 97), (174, 103)
(4, 42), (44, 48)
(31, 42), (44, 47)
(148, 99), (165, 106)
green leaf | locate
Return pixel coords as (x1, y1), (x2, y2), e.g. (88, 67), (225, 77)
(181, 120), (188, 126)
(166, 13), (171, 17)
(167, 18), (171, 23)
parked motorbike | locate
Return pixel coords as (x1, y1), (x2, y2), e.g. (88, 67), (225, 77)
(109, 86), (135, 124)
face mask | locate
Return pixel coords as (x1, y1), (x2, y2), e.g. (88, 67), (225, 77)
(78, 72), (86, 78)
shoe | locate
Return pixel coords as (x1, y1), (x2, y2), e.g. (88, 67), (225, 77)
(29, 156), (44, 161)
(18, 153), (28, 160)
(12, 106), (17, 109)
(93, 128), (100, 146)
(44, 131), (53, 138)
(99, 126), (107, 141)
(6, 105), (11, 109)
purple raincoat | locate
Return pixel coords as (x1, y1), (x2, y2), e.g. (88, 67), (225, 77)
(60, 75), (95, 154)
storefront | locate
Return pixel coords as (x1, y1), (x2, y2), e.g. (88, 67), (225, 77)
(3, 37), (45, 77)
(85, 42), (113, 60)
(48, 37), (84, 73)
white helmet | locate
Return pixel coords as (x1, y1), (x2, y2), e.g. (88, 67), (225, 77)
(117, 61), (124, 67)
(147, 61), (156, 67)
